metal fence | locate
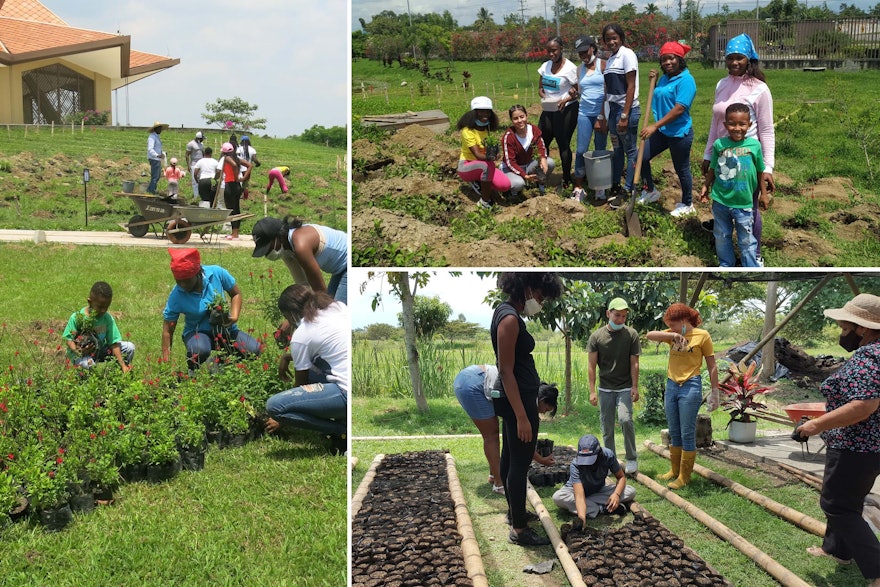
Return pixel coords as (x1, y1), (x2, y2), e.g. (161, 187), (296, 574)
(707, 17), (880, 67)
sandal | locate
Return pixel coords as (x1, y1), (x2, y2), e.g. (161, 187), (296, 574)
(492, 484), (505, 495)
(806, 546), (852, 565)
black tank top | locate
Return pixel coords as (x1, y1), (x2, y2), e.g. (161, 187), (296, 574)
(490, 301), (540, 397)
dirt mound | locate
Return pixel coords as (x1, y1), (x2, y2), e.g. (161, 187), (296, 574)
(724, 337), (844, 387)
(352, 126), (880, 267)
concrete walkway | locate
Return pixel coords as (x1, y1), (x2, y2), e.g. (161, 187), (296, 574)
(0, 228), (255, 249)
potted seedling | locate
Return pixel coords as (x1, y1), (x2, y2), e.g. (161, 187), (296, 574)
(483, 135), (501, 161)
(720, 361), (774, 443)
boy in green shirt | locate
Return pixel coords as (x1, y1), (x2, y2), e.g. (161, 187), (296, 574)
(62, 281), (134, 372)
(701, 103), (768, 267)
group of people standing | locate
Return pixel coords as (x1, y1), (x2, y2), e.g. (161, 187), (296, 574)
(456, 27), (776, 267)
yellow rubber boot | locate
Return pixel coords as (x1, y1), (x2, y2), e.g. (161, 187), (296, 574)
(658, 446), (682, 481)
(668, 450), (696, 489)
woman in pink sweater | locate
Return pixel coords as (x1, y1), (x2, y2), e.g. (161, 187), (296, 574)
(701, 34), (774, 263)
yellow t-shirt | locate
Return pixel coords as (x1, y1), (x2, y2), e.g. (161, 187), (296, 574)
(663, 327), (714, 384)
(459, 127), (487, 161)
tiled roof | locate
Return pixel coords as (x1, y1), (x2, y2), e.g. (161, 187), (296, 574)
(0, 0), (66, 26)
(0, 17), (118, 56)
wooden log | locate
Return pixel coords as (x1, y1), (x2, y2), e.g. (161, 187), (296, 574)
(350, 453), (384, 518)
(445, 454), (489, 587)
(777, 461), (823, 491)
(645, 441), (826, 536)
(526, 481), (587, 587)
(629, 466), (813, 587)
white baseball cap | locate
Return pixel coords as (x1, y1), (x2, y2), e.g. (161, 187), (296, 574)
(470, 96), (493, 110)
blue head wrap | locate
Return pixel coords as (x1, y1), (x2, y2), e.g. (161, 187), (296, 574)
(725, 33), (759, 61)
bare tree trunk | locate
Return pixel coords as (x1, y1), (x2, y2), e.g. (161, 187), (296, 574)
(564, 332), (573, 415)
(396, 273), (429, 412)
(761, 279), (777, 383)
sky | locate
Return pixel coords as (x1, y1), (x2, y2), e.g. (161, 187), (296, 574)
(350, 270), (500, 329)
(352, 0), (878, 31)
(45, 1), (348, 137)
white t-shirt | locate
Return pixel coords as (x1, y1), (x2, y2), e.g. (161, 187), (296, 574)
(236, 145), (257, 162)
(603, 46), (640, 108)
(537, 59), (578, 112)
(193, 157), (219, 181)
(290, 302), (350, 394)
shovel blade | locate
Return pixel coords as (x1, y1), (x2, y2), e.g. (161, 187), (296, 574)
(624, 193), (642, 237)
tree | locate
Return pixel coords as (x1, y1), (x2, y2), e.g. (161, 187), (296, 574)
(298, 124), (346, 148)
(474, 7), (496, 30)
(362, 323), (399, 340)
(202, 97), (267, 132)
(645, 3), (660, 15)
(399, 295), (452, 339)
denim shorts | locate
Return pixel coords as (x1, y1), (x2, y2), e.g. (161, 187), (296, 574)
(453, 365), (495, 420)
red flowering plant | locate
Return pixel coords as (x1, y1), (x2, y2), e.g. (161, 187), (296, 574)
(720, 361), (775, 425)
(20, 441), (75, 511)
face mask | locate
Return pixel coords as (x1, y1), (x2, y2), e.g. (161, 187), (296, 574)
(475, 118), (490, 127)
(523, 296), (543, 317)
(681, 325), (688, 336)
(839, 330), (862, 352)
(587, 54), (596, 64)
(608, 320), (624, 331)
(266, 248), (283, 261)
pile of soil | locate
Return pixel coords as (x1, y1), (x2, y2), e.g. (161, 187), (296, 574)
(352, 451), (473, 587)
(353, 119), (876, 267)
(529, 444), (577, 487)
(562, 510), (733, 586)
(724, 337), (844, 388)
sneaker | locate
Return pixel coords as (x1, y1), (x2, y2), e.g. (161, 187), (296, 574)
(756, 255), (765, 268)
(637, 188), (661, 204)
(594, 188), (606, 201)
(608, 193), (627, 209)
(470, 181), (482, 196)
(670, 203), (695, 217)
(625, 459), (638, 474)
(508, 527), (550, 546)
(538, 183), (546, 196)
(505, 510), (539, 525)
(570, 187), (585, 202)
(477, 198), (492, 209)
(328, 434), (347, 455)
(701, 219), (714, 233)
(611, 502), (629, 516)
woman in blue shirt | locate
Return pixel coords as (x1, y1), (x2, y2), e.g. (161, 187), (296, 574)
(637, 41), (698, 218)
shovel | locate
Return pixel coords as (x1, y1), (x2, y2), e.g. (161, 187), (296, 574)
(624, 74), (658, 238)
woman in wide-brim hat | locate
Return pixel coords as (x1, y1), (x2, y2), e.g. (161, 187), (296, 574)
(796, 293), (880, 585)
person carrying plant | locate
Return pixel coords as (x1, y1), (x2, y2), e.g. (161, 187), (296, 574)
(161, 248), (261, 374)
(456, 96), (511, 209)
(500, 104), (554, 198)
(587, 297), (641, 474)
(552, 434), (636, 522)
(264, 284), (348, 455)
(62, 281), (134, 373)
(646, 303), (720, 489)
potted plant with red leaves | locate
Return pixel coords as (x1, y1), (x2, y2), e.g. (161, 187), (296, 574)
(720, 361), (775, 443)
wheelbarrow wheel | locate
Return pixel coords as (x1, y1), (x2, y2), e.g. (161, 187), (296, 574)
(166, 218), (192, 244)
(128, 215), (149, 238)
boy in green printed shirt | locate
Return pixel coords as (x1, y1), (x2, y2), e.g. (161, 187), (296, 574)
(701, 103), (768, 268)
(62, 281), (134, 372)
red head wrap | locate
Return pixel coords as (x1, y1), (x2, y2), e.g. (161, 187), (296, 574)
(659, 41), (691, 59)
(169, 248), (201, 280)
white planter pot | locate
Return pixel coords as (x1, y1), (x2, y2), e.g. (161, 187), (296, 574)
(728, 420), (758, 444)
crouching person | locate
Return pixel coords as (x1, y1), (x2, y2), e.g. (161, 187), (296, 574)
(265, 285), (349, 455)
(552, 434), (636, 522)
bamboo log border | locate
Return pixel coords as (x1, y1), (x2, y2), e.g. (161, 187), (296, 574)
(350, 453), (383, 519)
(630, 468), (813, 587)
(645, 441), (826, 536)
(525, 481), (588, 587)
(777, 461), (824, 490)
(445, 454), (489, 587)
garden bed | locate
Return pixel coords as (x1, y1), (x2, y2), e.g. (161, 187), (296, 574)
(351, 450), (478, 586)
(562, 506), (733, 587)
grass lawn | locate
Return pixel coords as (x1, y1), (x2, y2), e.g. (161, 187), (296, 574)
(0, 127), (347, 234)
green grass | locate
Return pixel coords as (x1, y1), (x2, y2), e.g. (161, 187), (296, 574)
(353, 58), (880, 266)
(1, 436), (346, 586)
(0, 127), (346, 233)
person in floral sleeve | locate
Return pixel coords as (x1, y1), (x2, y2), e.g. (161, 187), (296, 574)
(795, 293), (880, 586)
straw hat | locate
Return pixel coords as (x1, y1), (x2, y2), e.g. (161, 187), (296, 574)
(149, 121), (169, 132)
(823, 293), (880, 330)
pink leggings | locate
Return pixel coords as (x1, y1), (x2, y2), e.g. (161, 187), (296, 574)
(266, 168), (288, 193)
(457, 159), (511, 192)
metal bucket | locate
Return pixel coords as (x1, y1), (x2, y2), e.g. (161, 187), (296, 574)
(584, 150), (613, 190)
(121, 180), (135, 193)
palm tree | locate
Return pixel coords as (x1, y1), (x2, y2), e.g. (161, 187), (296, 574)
(645, 3), (660, 15)
(474, 7), (495, 30)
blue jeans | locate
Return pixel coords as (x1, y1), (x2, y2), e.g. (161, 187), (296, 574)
(266, 370), (347, 435)
(328, 271), (347, 304)
(641, 128), (694, 205)
(147, 159), (162, 194)
(183, 328), (261, 370)
(664, 376), (703, 451)
(712, 200), (758, 267)
(573, 114), (608, 180)
(74, 341), (136, 368)
(609, 103), (640, 191)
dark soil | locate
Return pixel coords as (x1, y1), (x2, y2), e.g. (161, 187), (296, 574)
(352, 451), (473, 587)
(529, 445), (577, 487)
(562, 509), (733, 587)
